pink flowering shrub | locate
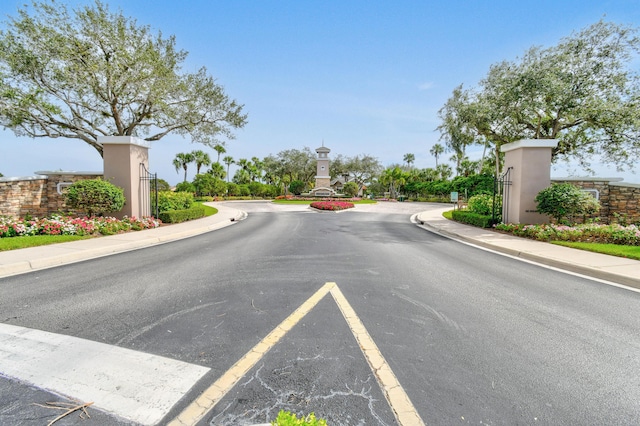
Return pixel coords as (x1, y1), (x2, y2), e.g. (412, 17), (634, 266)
(0, 215), (161, 238)
(286, 197), (362, 202)
(310, 201), (355, 211)
(495, 222), (640, 246)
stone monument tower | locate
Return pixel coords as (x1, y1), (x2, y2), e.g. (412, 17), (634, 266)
(315, 145), (331, 189)
(309, 144), (335, 197)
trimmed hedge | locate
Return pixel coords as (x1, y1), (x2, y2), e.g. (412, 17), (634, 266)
(65, 178), (125, 216)
(158, 207), (206, 223)
(451, 210), (494, 228)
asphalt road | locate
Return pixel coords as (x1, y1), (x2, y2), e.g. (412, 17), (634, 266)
(1, 201), (640, 425)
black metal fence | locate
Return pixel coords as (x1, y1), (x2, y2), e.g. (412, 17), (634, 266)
(493, 167), (512, 224)
(140, 163), (159, 218)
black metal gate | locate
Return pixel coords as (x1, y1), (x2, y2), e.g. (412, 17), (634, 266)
(140, 163), (159, 218)
(493, 167), (512, 224)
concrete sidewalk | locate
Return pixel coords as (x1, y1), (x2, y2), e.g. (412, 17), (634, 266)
(415, 206), (640, 289)
(0, 203), (245, 278)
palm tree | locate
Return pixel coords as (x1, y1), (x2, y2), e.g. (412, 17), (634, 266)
(192, 150), (211, 175)
(380, 166), (407, 199)
(208, 162), (226, 180)
(233, 168), (251, 185)
(429, 143), (445, 167)
(213, 144), (226, 164)
(251, 157), (264, 182)
(403, 153), (415, 170)
(421, 167), (439, 181)
(172, 152), (195, 182)
(237, 158), (250, 173)
(436, 163), (453, 181)
(449, 153), (468, 176)
(223, 156), (234, 182)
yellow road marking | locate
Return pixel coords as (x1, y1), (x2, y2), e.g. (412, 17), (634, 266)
(330, 285), (425, 425)
(168, 282), (335, 426)
(169, 282), (425, 426)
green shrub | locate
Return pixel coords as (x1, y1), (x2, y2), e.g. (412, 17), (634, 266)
(535, 183), (600, 224)
(272, 410), (327, 426)
(150, 178), (171, 191)
(467, 193), (502, 218)
(157, 191), (194, 212)
(193, 173), (227, 196)
(248, 181), (263, 197)
(226, 182), (239, 196)
(452, 210), (494, 228)
(451, 173), (495, 197)
(65, 178), (125, 216)
(289, 180), (305, 195)
(495, 222), (640, 245)
(158, 206), (206, 223)
(175, 181), (196, 192)
(237, 184), (251, 196)
(342, 181), (359, 197)
(224, 195), (254, 200)
(263, 184), (281, 198)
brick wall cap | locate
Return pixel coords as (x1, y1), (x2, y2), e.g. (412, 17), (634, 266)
(0, 175), (48, 182)
(609, 181), (640, 189)
(34, 171), (103, 176)
(551, 177), (624, 183)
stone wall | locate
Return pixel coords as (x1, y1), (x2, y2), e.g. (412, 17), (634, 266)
(0, 172), (102, 218)
(609, 182), (640, 224)
(551, 178), (640, 224)
(0, 176), (48, 218)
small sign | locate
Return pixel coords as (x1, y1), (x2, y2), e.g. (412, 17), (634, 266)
(450, 192), (458, 202)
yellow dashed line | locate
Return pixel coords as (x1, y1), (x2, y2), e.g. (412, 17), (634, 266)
(169, 282), (424, 426)
(330, 285), (425, 425)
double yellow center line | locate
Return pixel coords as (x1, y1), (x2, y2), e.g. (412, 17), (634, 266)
(169, 282), (424, 426)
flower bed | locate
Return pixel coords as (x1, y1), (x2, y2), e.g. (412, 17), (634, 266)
(495, 223), (640, 246)
(310, 201), (355, 211)
(278, 196), (363, 202)
(0, 215), (161, 238)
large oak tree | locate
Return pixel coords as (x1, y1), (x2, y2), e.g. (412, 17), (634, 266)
(439, 21), (640, 175)
(0, 0), (247, 156)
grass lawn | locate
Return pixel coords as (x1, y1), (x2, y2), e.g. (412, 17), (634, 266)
(272, 199), (377, 205)
(552, 241), (640, 260)
(196, 202), (218, 216)
(0, 235), (92, 251)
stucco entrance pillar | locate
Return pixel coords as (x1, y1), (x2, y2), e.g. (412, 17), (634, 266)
(500, 139), (558, 224)
(100, 136), (150, 219)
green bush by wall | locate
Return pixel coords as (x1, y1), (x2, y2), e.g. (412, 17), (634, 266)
(65, 178), (125, 216)
(158, 207), (206, 223)
(451, 210), (494, 228)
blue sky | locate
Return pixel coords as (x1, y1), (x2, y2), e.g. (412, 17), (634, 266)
(1, 0), (639, 185)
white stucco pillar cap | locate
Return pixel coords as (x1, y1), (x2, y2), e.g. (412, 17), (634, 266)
(501, 139), (558, 153)
(98, 136), (150, 148)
